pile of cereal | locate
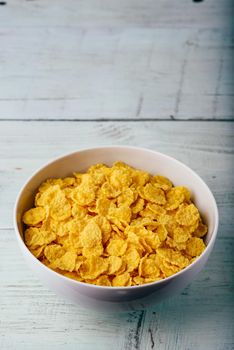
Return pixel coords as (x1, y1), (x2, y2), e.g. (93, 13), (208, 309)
(23, 162), (207, 287)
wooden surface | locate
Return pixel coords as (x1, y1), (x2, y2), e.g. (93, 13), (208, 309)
(0, 0), (233, 120)
(0, 1), (233, 350)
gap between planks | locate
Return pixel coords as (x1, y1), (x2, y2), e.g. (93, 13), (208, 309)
(0, 118), (234, 122)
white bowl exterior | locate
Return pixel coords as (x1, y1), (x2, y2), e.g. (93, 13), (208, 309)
(14, 146), (219, 311)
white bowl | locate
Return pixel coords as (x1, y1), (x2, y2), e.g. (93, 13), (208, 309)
(14, 146), (219, 311)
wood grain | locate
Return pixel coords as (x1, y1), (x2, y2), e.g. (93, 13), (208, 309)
(0, 1), (233, 120)
(0, 120), (233, 349)
(0, 0), (233, 29)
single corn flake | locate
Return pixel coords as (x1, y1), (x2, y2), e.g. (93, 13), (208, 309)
(173, 225), (191, 243)
(96, 196), (114, 216)
(140, 183), (166, 205)
(165, 187), (187, 210)
(112, 272), (131, 287)
(44, 244), (65, 260)
(100, 182), (121, 199)
(131, 198), (145, 214)
(72, 185), (95, 206)
(80, 221), (102, 248)
(51, 251), (77, 272)
(71, 204), (87, 219)
(133, 276), (145, 285)
(35, 185), (60, 207)
(117, 188), (135, 207)
(50, 196), (71, 222)
(82, 244), (104, 258)
(139, 256), (160, 279)
(23, 207), (46, 226)
(108, 256), (123, 275)
(156, 225), (168, 242)
(185, 237), (206, 257)
(25, 227), (56, 249)
(175, 204), (199, 226)
(80, 256), (108, 280)
(93, 215), (112, 244)
(110, 169), (132, 189)
(193, 222), (208, 238)
(152, 175), (173, 191)
(108, 204), (132, 224)
(125, 248), (140, 272)
(106, 238), (128, 256)
(94, 275), (112, 286)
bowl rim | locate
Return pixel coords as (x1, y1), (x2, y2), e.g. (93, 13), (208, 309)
(14, 145), (219, 291)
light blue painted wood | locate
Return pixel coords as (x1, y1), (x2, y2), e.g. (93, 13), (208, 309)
(0, 0), (233, 120)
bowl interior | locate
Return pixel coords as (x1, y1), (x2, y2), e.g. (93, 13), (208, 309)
(16, 147), (217, 249)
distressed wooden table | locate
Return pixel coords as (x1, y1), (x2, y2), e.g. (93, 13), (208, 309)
(0, 1), (233, 349)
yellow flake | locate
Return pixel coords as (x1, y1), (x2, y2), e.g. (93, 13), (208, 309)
(23, 207), (46, 226)
(173, 225), (191, 243)
(140, 183), (166, 205)
(93, 215), (112, 244)
(125, 248), (140, 272)
(193, 222), (208, 238)
(107, 256), (123, 275)
(139, 256), (160, 279)
(24, 227), (56, 249)
(157, 248), (190, 268)
(82, 244), (104, 258)
(131, 198), (145, 214)
(79, 256), (108, 280)
(133, 276), (145, 285)
(175, 204), (200, 226)
(80, 221), (102, 248)
(152, 175), (173, 191)
(165, 187), (186, 210)
(156, 225), (168, 242)
(94, 275), (111, 286)
(96, 196), (114, 216)
(131, 170), (150, 187)
(109, 169), (132, 189)
(71, 186), (95, 206)
(117, 188), (135, 206)
(106, 239), (128, 256)
(71, 204), (87, 219)
(108, 205), (132, 224)
(112, 272), (131, 287)
(185, 237), (206, 257)
(100, 182), (121, 199)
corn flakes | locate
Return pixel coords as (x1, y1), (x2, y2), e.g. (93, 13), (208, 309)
(112, 272), (131, 287)
(94, 275), (112, 286)
(79, 256), (108, 280)
(107, 256), (123, 274)
(185, 237), (206, 257)
(22, 207), (46, 226)
(106, 238), (128, 256)
(80, 221), (102, 248)
(23, 161), (207, 287)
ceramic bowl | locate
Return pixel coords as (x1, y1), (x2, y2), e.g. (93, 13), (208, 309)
(14, 146), (219, 311)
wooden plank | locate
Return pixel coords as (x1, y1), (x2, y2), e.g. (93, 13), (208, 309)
(0, 1), (233, 120)
(0, 120), (233, 229)
(0, 0), (233, 29)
